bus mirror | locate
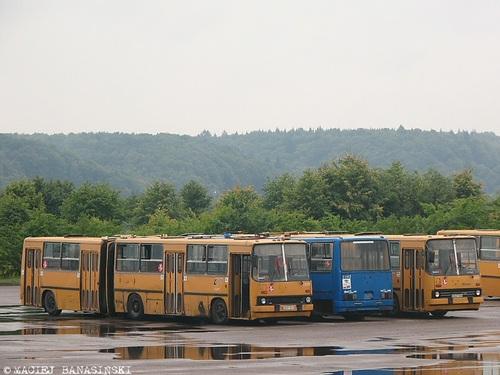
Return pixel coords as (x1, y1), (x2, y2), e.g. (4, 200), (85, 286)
(457, 252), (462, 266)
(428, 251), (435, 264)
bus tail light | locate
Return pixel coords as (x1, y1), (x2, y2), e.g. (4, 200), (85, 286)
(380, 290), (392, 299)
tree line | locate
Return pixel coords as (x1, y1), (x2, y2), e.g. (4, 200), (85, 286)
(2, 128), (500, 194)
(1, 155), (499, 277)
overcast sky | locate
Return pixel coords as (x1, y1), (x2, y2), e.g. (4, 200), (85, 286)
(1, 1), (499, 135)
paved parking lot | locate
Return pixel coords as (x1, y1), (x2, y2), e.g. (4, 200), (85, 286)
(1, 286), (500, 374)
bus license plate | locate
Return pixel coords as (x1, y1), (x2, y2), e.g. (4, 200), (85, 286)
(280, 304), (297, 312)
(452, 293), (463, 298)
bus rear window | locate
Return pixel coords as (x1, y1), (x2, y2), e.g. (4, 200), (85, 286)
(341, 240), (390, 271)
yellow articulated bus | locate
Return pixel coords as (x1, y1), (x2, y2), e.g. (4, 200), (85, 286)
(20, 235), (313, 323)
(437, 229), (500, 297)
(386, 235), (483, 317)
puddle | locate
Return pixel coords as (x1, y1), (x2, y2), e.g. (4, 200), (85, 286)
(99, 344), (456, 361)
(100, 344), (344, 360)
(2, 305), (500, 373)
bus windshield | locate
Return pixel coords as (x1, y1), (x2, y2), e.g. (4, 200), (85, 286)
(340, 240), (390, 271)
(252, 243), (309, 282)
(426, 239), (479, 276)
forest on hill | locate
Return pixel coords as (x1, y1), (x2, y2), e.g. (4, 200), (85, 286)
(1, 127), (500, 194)
(1, 154), (498, 277)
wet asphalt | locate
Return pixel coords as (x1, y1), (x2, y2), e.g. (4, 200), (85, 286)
(1, 286), (500, 374)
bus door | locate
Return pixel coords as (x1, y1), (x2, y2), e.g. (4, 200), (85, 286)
(164, 252), (184, 314)
(230, 254), (250, 318)
(415, 250), (424, 311)
(81, 251), (99, 311)
(25, 248), (41, 306)
(403, 249), (417, 311)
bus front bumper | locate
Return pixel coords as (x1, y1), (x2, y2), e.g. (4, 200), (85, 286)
(253, 303), (314, 314)
(428, 296), (483, 307)
(334, 299), (394, 314)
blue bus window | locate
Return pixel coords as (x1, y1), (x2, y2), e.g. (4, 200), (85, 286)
(308, 243), (333, 272)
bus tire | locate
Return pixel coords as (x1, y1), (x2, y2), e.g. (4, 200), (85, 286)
(210, 299), (228, 324)
(127, 294), (144, 320)
(43, 291), (62, 317)
(392, 295), (401, 316)
(430, 310), (447, 318)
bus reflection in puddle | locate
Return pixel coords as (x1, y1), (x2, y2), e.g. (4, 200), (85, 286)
(100, 344), (342, 360)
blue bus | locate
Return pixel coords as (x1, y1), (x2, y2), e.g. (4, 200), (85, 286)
(291, 234), (393, 319)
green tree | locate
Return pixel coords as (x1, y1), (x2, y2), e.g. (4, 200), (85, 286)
(417, 169), (455, 206)
(2, 180), (44, 211)
(61, 183), (123, 223)
(293, 169), (329, 219)
(378, 162), (420, 217)
(320, 155), (382, 220)
(452, 169), (483, 199)
(208, 186), (270, 233)
(134, 181), (182, 224)
(262, 174), (297, 210)
(33, 177), (75, 215)
(180, 180), (211, 215)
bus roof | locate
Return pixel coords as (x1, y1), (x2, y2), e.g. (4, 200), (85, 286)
(385, 234), (476, 242)
(24, 236), (105, 244)
(437, 229), (500, 236)
(289, 235), (386, 241)
(23, 235), (306, 246)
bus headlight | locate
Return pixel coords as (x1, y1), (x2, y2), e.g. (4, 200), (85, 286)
(434, 291), (440, 298)
(260, 297), (267, 305)
(305, 296), (312, 304)
(475, 289), (481, 296)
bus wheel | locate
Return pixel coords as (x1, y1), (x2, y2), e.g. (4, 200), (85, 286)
(431, 311), (447, 318)
(43, 291), (62, 317)
(392, 295), (401, 316)
(210, 299), (228, 324)
(127, 294), (144, 320)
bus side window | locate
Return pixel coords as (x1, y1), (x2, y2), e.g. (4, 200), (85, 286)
(116, 244), (140, 272)
(140, 244), (163, 272)
(207, 245), (228, 275)
(389, 242), (400, 271)
(61, 243), (80, 271)
(186, 245), (206, 274)
(309, 243), (333, 272)
(43, 242), (62, 269)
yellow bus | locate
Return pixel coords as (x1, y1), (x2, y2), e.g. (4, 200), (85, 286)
(437, 229), (500, 297)
(21, 236), (105, 317)
(20, 235), (313, 323)
(386, 235), (483, 317)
